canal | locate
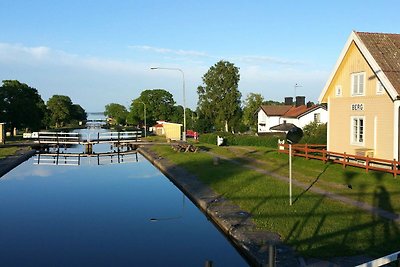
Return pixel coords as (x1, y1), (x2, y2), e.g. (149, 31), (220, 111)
(0, 128), (249, 266)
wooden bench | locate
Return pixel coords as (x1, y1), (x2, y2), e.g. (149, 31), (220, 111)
(171, 143), (198, 153)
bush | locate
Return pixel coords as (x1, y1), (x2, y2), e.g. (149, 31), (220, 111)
(300, 122), (327, 144)
(199, 132), (285, 148)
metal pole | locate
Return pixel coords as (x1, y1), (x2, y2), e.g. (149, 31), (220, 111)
(140, 101), (147, 137)
(268, 244), (276, 267)
(150, 67), (186, 141)
(181, 69), (186, 142)
(289, 143), (292, 206)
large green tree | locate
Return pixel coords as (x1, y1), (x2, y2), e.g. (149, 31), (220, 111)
(128, 89), (176, 126)
(0, 80), (47, 132)
(242, 93), (264, 131)
(71, 104), (87, 122)
(197, 60), (241, 132)
(47, 95), (74, 128)
(104, 103), (128, 125)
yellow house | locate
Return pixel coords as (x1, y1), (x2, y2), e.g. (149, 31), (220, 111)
(161, 122), (182, 141)
(319, 31), (400, 160)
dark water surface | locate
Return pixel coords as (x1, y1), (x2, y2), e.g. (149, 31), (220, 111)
(0, 134), (248, 266)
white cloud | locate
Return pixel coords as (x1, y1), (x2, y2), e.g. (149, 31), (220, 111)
(0, 42), (330, 111)
(129, 45), (209, 57)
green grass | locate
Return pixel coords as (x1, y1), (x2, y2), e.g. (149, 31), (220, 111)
(0, 147), (20, 159)
(150, 144), (400, 259)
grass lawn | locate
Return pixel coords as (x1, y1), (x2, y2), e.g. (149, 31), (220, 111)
(150, 143), (400, 259)
(0, 147), (20, 159)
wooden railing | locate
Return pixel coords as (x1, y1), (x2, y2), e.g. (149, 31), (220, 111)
(278, 144), (400, 177)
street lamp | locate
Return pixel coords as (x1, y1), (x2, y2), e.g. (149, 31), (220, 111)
(139, 101), (147, 138)
(150, 67), (186, 142)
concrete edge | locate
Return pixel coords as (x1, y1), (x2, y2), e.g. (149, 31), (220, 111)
(138, 146), (300, 267)
(0, 149), (36, 177)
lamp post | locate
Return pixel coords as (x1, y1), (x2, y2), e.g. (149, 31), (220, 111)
(150, 67), (186, 141)
(139, 101), (146, 137)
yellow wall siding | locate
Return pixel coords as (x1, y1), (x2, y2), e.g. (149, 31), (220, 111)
(324, 41), (395, 159)
(163, 123), (182, 140)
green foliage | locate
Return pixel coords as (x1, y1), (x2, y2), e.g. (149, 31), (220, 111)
(300, 122), (327, 144)
(262, 100), (283, 105)
(0, 80), (47, 131)
(242, 93), (264, 131)
(47, 95), (74, 128)
(104, 103), (128, 125)
(129, 89), (176, 126)
(71, 104), (87, 122)
(199, 132), (284, 147)
(197, 60), (242, 132)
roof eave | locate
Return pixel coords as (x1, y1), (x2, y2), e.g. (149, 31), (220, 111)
(318, 31), (399, 102)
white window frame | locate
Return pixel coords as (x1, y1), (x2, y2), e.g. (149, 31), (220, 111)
(335, 85), (342, 97)
(351, 116), (365, 146)
(376, 80), (385, 95)
(314, 113), (321, 123)
(351, 72), (366, 96)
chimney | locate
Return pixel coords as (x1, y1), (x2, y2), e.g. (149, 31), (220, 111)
(295, 96), (305, 107)
(284, 97), (293, 106)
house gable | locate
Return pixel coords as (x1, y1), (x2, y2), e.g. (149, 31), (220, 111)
(319, 31), (399, 103)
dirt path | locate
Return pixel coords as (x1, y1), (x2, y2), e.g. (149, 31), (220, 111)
(206, 150), (400, 224)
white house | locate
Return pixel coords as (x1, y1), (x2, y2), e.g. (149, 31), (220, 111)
(257, 96), (328, 133)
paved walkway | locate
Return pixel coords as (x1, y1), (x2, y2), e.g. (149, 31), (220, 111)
(206, 151), (400, 224)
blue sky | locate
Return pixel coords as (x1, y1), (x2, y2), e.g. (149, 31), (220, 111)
(0, 0), (399, 111)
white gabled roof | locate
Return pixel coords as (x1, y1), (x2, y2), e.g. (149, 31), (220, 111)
(318, 31), (399, 103)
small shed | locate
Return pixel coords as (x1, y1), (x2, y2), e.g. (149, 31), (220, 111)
(162, 122), (183, 141)
(0, 123), (5, 144)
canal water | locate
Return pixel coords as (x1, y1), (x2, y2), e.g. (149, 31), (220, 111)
(0, 127), (249, 266)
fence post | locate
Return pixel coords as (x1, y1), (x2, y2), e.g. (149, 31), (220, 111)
(305, 144), (308, 160)
(366, 156), (369, 173)
(343, 152), (346, 169)
(393, 159), (397, 178)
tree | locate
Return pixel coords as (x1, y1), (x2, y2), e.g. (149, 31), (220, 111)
(129, 89), (176, 126)
(47, 95), (74, 128)
(104, 103), (128, 125)
(197, 60), (241, 132)
(71, 104), (87, 122)
(262, 100), (283, 106)
(0, 80), (47, 132)
(242, 93), (264, 132)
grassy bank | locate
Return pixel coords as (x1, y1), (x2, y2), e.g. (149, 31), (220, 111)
(150, 142), (400, 259)
(0, 147), (20, 159)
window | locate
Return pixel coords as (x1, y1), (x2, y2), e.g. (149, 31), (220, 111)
(376, 80), (385, 95)
(335, 85), (342, 97)
(351, 72), (365, 96)
(351, 117), (364, 145)
(314, 113), (321, 123)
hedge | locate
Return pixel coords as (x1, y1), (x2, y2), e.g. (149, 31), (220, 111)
(199, 132), (285, 148)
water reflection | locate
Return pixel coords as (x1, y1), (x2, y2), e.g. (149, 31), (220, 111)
(34, 150), (139, 166)
(150, 193), (186, 222)
(0, 126), (249, 266)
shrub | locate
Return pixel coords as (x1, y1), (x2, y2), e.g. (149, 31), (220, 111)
(300, 122), (327, 144)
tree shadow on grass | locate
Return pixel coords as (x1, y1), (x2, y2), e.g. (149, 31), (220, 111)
(292, 163), (331, 204)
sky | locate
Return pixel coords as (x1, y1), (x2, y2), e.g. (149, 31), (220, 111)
(0, 0), (399, 112)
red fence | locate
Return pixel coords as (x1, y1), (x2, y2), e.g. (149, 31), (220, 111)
(278, 144), (400, 177)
